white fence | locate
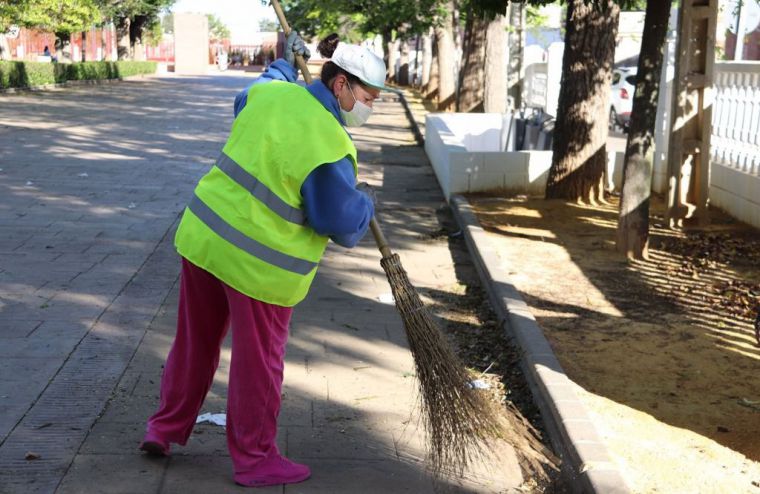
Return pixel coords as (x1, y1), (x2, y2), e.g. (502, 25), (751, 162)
(711, 62), (760, 175)
(708, 61), (760, 228)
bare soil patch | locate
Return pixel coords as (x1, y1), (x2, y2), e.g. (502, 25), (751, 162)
(468, 195), (760, 493)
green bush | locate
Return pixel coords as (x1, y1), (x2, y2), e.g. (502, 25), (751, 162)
(0, 61), (157, 90)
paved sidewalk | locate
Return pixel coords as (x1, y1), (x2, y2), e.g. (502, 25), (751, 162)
(0, 74), (522, 493)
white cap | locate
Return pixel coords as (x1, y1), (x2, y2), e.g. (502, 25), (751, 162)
(330, 43), (386, 90)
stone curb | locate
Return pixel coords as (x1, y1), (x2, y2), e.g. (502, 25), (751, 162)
(449, 195), (631, 494)
(0, 73), (155, 95)
(393, 88), (425, 147)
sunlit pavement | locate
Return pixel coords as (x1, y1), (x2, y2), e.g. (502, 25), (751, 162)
(0, 73), (522, 492)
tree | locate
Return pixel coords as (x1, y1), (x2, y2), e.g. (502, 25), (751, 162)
(207, 14), (230, 41)
(281, 0), (447, 86)
(435, 0), (457, 110)
(420, 28), (434, 89)
(0, 0), (29, 60)
(483, 11), (506, 113)
(259, 18), (279, 32)
(144, 16), (163, 46)
(280, 0), (365, 43)
(507, 2), (524, 110)
(544, 0), (620, 203)
(162, 12), (173, 34)
(616, 0), (673, 259)
(457, 7), (488, 112)
(425, 28), (440, 97)
(456, 1), (507, 113)
(103, 0), (175, 60)
(0, 1), (30, 33)
(14, 0), (101, 61)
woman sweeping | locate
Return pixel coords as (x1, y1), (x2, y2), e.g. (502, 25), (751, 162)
(139, 33), (386, 488)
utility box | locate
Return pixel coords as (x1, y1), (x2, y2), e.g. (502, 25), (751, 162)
(174, 13), (209, 74)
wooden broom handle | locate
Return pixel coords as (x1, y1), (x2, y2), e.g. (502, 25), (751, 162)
(270, 0), (313, 84)
(370, 217), (393, 258)
(269, 0), (393, 259)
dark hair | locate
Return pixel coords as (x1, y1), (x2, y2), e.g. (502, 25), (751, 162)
(317, 33), (360, 88)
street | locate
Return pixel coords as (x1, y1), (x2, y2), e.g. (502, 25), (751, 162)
(0, 73), (522, 493)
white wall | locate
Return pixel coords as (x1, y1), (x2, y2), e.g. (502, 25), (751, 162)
(425, 113), (623, 200)
(174, 13), (209, 74)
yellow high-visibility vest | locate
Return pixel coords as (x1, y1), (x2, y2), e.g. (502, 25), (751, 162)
(175, 81), (357, 307)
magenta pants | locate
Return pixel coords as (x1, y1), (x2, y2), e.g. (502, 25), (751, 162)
(146, 257), (293, 474)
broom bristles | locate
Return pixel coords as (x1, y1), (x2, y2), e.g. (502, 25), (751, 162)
(380, 254), (554, 482)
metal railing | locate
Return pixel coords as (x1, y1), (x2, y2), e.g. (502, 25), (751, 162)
(711, 61), (760, 176)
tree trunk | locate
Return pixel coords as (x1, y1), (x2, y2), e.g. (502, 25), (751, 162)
(398, 38), (410, 85)
(426, 32), (440, 100)
(130, 15), (148, 61)
(616, 0), (673, 260)
(452, 3), (462, 85)
(457, 10), (487, 112)
(435, 2), (456, 111)
(507, 3), (524, 110)
(484, 12), (507, 113)
(421, 30), (433, 89)
(116, 17), (131, 60)
(381, 30), (391, 81)
(81, 31), (87, 62)
(545, 0), (620, 203)
(412, 35), (421, 87)
(387, 37), (399, 83)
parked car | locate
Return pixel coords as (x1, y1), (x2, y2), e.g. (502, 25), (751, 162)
(609, 67), (637, 132)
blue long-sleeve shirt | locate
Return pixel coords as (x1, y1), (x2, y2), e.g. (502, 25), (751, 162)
(233, 60), (373, 248)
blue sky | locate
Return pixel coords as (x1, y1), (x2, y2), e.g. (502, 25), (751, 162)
(171, 0), (278, 43)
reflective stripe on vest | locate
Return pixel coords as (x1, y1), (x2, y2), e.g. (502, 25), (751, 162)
(187, 194), (317, 276)
(215, 152), (306, 225)
(174, 82), (358, 307)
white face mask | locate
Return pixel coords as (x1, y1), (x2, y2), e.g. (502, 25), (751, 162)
(340, 83), (373, 127)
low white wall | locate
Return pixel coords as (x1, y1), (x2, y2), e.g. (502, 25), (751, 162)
(710, 163), (760, 228)
(447, 150), (553, 197)
(425, 113), (623, 200)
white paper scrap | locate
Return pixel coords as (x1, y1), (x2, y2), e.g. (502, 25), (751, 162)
(468, 379), (491, 390)
(196, 412), (226, 427)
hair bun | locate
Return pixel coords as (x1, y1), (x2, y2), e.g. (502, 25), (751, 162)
(317, 33), (340, 58)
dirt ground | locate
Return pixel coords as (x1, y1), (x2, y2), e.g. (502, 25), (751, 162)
(468, 195), (760, 494)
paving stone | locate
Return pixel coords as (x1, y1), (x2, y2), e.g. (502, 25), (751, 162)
(2, 75), (524, 492)
(0, 319), (42, 338)
(57, 454), (167, 494)
(281, 458), (434, 494)
(287, 424), (402, 462)
(161, 454), (281, 494)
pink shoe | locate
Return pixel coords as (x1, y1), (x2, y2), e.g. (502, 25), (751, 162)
(234, 455), (311, 488)
(139, 432), (170, 457)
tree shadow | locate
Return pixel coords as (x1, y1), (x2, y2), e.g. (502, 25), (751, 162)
(470, 194), (760, 461)
(0, 80), (540, 492)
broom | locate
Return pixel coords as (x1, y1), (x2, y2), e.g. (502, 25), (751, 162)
(268, 0), (554, 481)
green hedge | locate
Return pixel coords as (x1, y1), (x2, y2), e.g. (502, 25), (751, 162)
(0, 61), (157, 90)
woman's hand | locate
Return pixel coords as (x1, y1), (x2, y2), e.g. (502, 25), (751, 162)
(285, 31), (311, 71)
